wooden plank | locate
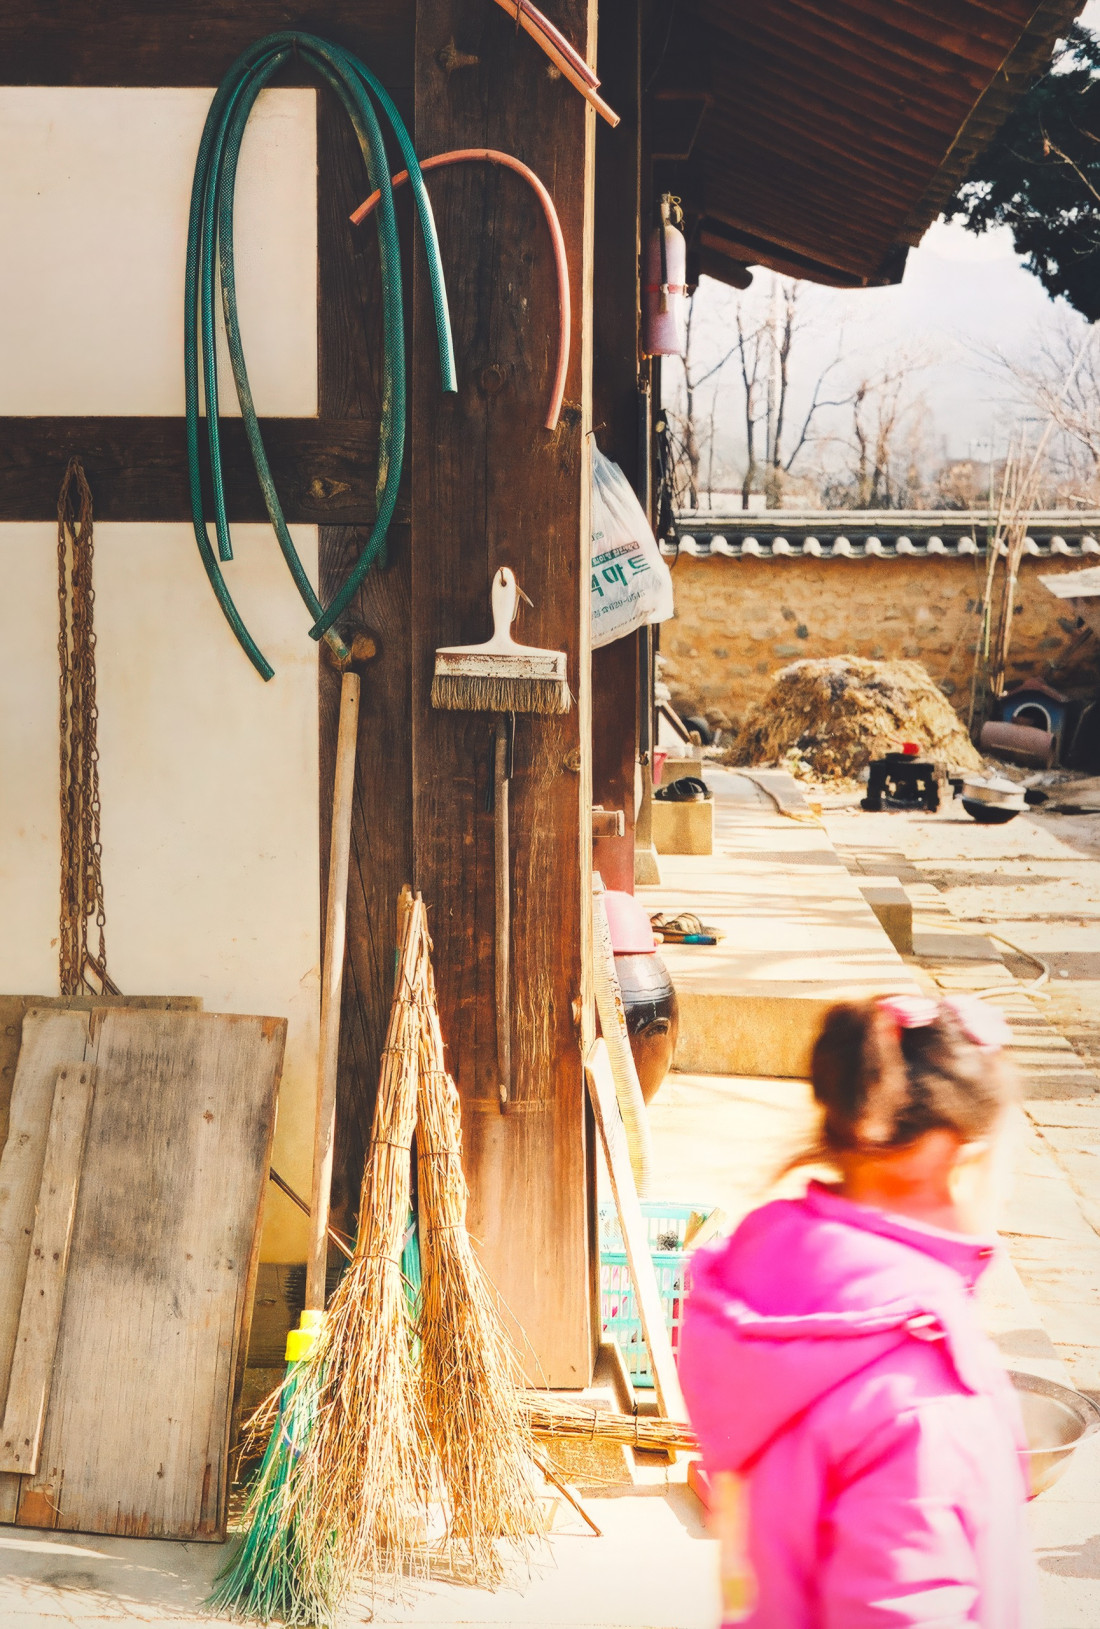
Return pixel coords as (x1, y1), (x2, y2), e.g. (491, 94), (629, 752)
(0, 997), (203, 1159)
(410, 0), (596, 1385)
(0, 1011), (91, 1522)
(590, 0), (642, 898)
(0, 4), (412, 88)
(584, 1038), (686, 1422)
(17, 1010), (284, 1540)
(0, 418), (406, 525)
(0, 1014), (91, 1398)
(0, 1064), (95, 1475)
(317, 85), (414, 1236)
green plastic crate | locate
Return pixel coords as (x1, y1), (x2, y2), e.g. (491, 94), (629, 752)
(598, 1201), (715, 1389)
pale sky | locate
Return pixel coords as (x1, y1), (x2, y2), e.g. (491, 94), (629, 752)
(674, 3), (1098, 478)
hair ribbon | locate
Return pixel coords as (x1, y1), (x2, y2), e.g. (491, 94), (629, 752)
(877, 994), (1010, 1052)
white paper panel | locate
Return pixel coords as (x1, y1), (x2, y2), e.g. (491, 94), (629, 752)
(0, 88), (316, 416)
(0, 523), (320, 1257)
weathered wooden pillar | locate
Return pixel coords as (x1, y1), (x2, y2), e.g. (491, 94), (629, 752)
(317, 64), (416, 1237)
(411, 0), (597, 1382)
(592, 0), (642, 895)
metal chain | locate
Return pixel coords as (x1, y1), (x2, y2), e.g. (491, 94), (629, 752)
(58, 457), (115, 996)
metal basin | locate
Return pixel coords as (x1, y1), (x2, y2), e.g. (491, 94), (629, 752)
(961, 775), (1027, 826)
(962, 798), (1021, 824)
(1011, 1370), (1100, 1496)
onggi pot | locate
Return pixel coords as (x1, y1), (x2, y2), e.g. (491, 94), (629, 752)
(603, 890), (679, 1104)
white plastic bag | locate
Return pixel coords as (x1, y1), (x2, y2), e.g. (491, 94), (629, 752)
(590, 447), (674, 649)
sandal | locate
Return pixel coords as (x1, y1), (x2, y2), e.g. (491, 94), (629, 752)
(654, 776), (712, 803)
(649, 911), (724, 945)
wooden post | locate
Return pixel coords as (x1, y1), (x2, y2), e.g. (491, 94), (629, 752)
(592, 0), (643, 895)
(316, 68), (416, 1237)
(412, 0), (596, 1384)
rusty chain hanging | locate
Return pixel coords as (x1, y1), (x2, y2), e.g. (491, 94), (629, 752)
(58, 457), (116, 996)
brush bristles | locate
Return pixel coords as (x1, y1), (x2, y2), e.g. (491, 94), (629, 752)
(431, 672), (571, 715)
(416, 960), (542, 1579)
(220, 894), (545, 1623)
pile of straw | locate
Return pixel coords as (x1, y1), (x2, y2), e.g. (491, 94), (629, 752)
(730, 656), (983, 780)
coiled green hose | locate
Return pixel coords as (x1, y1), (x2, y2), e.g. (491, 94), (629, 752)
(185, 33), (456, 678)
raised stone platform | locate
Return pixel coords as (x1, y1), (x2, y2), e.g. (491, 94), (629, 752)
(640, 769), (920, 1077)
(652, 795), (714, 856)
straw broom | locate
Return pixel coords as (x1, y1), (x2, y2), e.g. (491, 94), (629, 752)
(282, 888), (434, 1617)
(413, 907), (543, 1579)
(221, 892), (547, 1618)
(217, 893), (432, 1623)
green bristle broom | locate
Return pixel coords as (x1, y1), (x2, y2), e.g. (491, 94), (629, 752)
(210, 671), (362, 1622)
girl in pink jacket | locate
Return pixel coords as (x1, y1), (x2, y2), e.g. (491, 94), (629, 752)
(680, 994), (1038, 1628)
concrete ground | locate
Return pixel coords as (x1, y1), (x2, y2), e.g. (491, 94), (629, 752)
(821, 791), (1100, 1403)
(0, 1493), (722, 1629)
(5, 783), (1100, 1626)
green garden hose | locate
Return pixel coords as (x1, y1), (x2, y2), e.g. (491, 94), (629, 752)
(185, 33), (456, 678)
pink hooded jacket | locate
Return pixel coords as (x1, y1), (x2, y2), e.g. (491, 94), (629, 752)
(679, 1183), (1039, 1628)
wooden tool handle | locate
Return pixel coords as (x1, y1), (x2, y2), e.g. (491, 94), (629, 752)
(494, 717), (512, 1111)
(487, 566), (520, 652)
(306, 670), (361, 1312)
(491, 0), (620, 125)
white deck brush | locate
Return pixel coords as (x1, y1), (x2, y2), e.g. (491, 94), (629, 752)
(431, 566), (571, 715)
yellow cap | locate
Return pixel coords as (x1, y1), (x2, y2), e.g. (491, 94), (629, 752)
(285, 1311), (324, 1363)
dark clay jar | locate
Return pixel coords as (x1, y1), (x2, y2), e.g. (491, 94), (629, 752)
(613, 951), (679, 1105)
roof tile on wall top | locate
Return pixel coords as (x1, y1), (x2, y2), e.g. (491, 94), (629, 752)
(667, 513), (1100, 562)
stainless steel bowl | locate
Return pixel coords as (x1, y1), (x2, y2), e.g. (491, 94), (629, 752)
(961, 776), (1027, 810)
(1010, 1370), (1100, 1496)
(961, 776), (1027, 826)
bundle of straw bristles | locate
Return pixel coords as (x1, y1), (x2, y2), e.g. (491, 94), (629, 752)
(216, 891), (546, 1625)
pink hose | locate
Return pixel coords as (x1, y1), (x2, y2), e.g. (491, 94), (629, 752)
(350, 148), (570, 431)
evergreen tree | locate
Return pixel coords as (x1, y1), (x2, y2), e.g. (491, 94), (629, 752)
(945, 24), (1100, 320)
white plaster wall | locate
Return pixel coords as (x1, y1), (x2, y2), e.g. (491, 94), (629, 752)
(0, 523), (320, 1259)
(0, 88), (316, 415)
(0, 88), (322, 1259)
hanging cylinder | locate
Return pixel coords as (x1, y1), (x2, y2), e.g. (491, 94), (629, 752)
(642, 195), (687, 358)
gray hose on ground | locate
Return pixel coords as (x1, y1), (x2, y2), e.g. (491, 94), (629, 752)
(592, 881), (653, 1197)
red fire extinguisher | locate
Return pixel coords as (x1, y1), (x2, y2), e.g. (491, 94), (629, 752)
(643, 194), (687, 357)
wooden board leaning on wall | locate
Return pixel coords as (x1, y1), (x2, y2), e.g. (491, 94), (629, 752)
(0, 1007), (284, 1539)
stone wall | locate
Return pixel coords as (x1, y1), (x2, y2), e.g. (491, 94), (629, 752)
(660, 554), (1100, 732)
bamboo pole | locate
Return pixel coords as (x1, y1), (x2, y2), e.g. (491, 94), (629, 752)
(306, 671), (361, 1312)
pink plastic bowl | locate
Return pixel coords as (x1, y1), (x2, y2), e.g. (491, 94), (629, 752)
(603, 889), (657, 954)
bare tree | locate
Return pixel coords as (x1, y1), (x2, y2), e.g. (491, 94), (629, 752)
(728, 277), (850, 505)
(820, 353), (932, 509)
(735, 304), (765, 505)
(665, 292), (741, 510)
(990, 319), (1100, 505)
(969, 327), (1097, 730)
